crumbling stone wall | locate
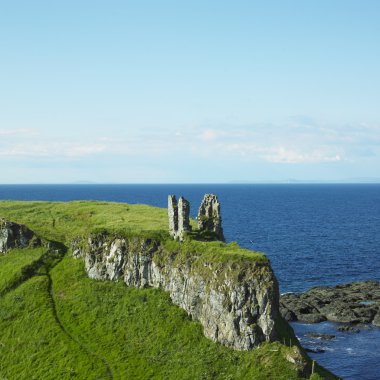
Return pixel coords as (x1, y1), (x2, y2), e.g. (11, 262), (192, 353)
(197, 194), (225, 241)
(168, 193), (224, 242)
(167, 195), (191, 241)
(168, 195), (178, 238)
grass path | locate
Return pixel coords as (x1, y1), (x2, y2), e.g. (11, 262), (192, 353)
(46, 271), (115, 379)
(0, 245), (115, 379)
(0, 248), (47, 297)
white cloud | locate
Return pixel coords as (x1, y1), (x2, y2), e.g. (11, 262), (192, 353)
(0, 142), (106, 158)
(260, 147), (344, 164)
(198, 129), (221, 141)
(179, 120), (380, 164)
(66, 144), (106, 157)
(0, 128), (37, 136)
(0, 120), (378, 166)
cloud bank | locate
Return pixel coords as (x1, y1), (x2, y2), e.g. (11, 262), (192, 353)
(0, 121), (379, 166)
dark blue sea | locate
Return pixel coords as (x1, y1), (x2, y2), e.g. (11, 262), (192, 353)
(1, 184), (379, 379)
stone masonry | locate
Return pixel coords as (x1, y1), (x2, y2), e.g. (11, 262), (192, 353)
(168, 195), (191, 241)
(168, 193), (224, 242)
(197, 194), (225, 241)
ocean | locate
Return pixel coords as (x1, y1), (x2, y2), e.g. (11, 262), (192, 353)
(1, 184), (379, 379)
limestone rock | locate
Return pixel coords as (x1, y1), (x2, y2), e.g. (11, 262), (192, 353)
(73, 234), (279, 350)
(285, 346), (310, 378)
(71, 238), (82, 258)
(0, 218), (41, 253)
(372, 312), (380, 327)
(197, 194), (224, 241)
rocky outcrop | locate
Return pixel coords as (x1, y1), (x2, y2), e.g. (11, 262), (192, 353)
(197, 194), (224, 241)
(72, 234), (280, 350)
(0, 218), (41, 252)
(168, 195), (191, 241)
(280, 281), (380, 326)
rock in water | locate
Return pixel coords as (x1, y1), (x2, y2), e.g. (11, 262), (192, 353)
(0, 218), (41, 252)
(305, 332), (336, 340)
(337, 325), (360, 333)
(197, 194), (225, 241)
(280, 281), (380, 326)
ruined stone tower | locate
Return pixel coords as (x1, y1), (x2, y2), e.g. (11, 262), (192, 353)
(167, 195), (191, 241)
(168, 195), (178, 238)
(197, 194), (225, 241)
(168, 193), (224, 242)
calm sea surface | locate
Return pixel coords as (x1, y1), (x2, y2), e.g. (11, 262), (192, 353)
(1, 184), (379, 379)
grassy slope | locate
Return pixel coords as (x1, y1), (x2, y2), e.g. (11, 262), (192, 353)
(0, 247), (45, 294)
(0, 201), (332, 379)
(0, 275), (107, 379)
(0, 201), (266, 264)
(0, 200), (169, 243)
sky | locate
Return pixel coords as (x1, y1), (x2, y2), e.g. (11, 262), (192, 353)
(1, 0), (380, 183)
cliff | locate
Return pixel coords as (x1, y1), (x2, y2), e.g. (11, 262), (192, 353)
(0, 200), (337, 379)
(72, 233), (280, 350)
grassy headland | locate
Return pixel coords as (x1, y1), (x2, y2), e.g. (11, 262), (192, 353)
(0, 201), (334, 379)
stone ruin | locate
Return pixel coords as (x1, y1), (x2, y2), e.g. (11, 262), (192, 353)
(197, 194), (224, 241)
(168, 195), (192, 241)
(168, 193), (224, 241)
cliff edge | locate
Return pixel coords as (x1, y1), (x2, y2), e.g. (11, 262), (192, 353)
(72, 234), (279, 350)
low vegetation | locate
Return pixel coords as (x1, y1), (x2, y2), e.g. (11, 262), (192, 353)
(0, 201), (333, 379)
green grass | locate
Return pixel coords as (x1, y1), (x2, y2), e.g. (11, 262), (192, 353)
(0, 247), (45, 294)
(0, 201), (267, 266)
(0, 201), (336, 379)
(49, 256), (309, 380)
(0, 276), (107, 379)
(0, 252), (312, 380)
(0, 200), (169, 244)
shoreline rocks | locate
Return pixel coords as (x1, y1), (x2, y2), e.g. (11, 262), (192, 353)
(280, 281), (380, 327)
(305, 333), (335, 340)
(337, 325), (360, 333)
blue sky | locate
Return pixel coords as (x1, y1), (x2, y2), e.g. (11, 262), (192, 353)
(1, 0), (379, 183)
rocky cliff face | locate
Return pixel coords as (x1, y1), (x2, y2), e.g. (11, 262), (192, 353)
(72, 234), (280, 350)
(0, 218), (41, 253)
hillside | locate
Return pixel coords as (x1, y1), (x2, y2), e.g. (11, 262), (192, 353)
(0, 201), (335, 379)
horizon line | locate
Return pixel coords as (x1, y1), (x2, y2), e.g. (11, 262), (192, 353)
(0, 181), (380, 186)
